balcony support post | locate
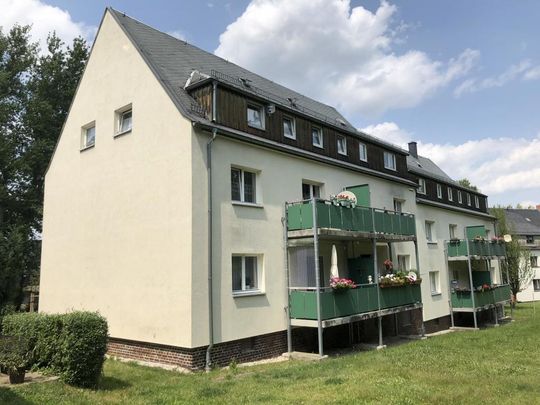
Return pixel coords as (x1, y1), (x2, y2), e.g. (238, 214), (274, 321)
(444, 245), (455, 328)
(283, 204), (292, 354)
(312, 197), (324, 358)
(466, 239), (478, 329)
(372, 235), (384, 348)
(413, 240), (425, 336)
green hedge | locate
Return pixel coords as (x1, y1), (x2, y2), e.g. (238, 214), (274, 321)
(1, 311), (108, 388)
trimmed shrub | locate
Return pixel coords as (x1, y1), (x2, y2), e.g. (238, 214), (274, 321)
(1, 311), (108, 388)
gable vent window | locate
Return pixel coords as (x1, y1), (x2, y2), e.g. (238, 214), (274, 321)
(247, 104), (265, 130)
(383, 151), (396, 171)
(337, 135), (347, 155)
(283, 116), (296, 140)
(312, 126), (323, 148)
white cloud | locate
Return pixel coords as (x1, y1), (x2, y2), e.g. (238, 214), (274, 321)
(454, 60), (540, 97)
(361, 121), (540, 205)
(0, 0), (95, 51)
(215, 0), (478, 117)
(167, 30), (187, 41)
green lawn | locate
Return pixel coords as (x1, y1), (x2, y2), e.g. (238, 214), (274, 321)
(2, 304), (540, 404)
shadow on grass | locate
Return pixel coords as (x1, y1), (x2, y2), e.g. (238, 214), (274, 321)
(0, 387), (33, 405)
(98, 376), (132, 391)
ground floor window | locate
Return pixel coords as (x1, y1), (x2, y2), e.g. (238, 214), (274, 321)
(429, 271), (440, 295)
(232, 255), (260, 294)
(533, 279), (540, 292)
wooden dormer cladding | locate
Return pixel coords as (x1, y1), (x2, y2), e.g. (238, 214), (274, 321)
(189, 83), (412, 182)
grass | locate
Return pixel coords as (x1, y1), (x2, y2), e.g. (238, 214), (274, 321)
(2, 303), (540, 404)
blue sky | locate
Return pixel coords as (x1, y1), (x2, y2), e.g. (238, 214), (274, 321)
(3, 0), (540, 207)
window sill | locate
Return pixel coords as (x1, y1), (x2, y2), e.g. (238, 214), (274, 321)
(338, 152), (348, 156)
(313, 143), (324, 149)
(232, 290), (264, 298)
(114, 129), (132, 138)
(80, 144), (95, 152)
(284, 135), (296, 141)
(232, 201), (264, 209)
(431, 292), (442, 297)
(427, 241), (438, 245)
(384, 167), (397, 171)
(247, 123), (265, 131)
(359, 158), (368, 163)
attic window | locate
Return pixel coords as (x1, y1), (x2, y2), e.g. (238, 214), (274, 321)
(287, 97), (298, 108)
(526, 218), (532, 222)
(336, 118), (347, 127)
(239, 78), (252, 88)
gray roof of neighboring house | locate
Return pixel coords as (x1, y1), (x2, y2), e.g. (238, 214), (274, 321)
(505, 209), (540, 235)
(108, 8), (406, 153)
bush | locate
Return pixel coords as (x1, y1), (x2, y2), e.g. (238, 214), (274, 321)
(1, 311), (108, 387)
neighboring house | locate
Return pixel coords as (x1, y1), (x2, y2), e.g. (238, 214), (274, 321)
(505, 208), (540, 302)
(39, 9), (509, 370)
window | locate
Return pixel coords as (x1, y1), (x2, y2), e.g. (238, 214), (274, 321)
(394, 199), (403, 213)
(534, 279), (540, 292)
(247, 104), (265, 129)
(232, 255), (260, 293)
(475, 196), (480, 208)
(526, 235), (534, 244)
(425, 221), (435, 243)
(458, 191), (463, 204)
(448, 187), (453, 201)
(467, 193), (471, 206)
(337, 135), (347, 155)
(231, 168), (257, 203)
(397, 255), (410, 271)
(283, 116), (296, 139)
(118, 109), (132, 134)
(81, 123), (96, 149)
(359, 143), (368, 162)
(429, 271), (440, 295)
(449, 224), (457, 239)
(312, 126), (323, 148)
(418, 179), (426, 194)
(531, 256), (538, 267)
(437, 184), (442, 199)
(302, 182), (321, 200)
(383, 151), (396, 171)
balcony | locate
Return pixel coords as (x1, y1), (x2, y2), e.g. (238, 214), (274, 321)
(289, 284), (422, 326)
(447, 239), (506, 258)
(451, 285), (511, 311)
(286, 200), (416, 239)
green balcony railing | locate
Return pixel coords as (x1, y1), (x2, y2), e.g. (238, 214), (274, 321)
(289, 284), (422, 320)
(451, 285), (511, 309)
(447, 239), (506, 258)
(287, 200), (416, 237)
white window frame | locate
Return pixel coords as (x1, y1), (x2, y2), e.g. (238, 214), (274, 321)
(393, 198), (404, 213)
(449, 224), (457, 239)
(467, 193), (471, 206)
(302, 182), (321, 201)
(232, 255), (262, 296)
(283, 116), (296, 140)
(448, 187), (453, 202)
(425, 220), (436, 243)
(437, 184), (442, 199)
(247, 103), (265, 130)
(383, 151), (396, 171)
(429, 271), (441, 295)
(533, 279), (540, 291)
(337, 135), (347, 156)
(475, 196), (480, 208)
(81, 122), (96, 150)
(312, 126), (323, 148)
(418, 178), (426, 195)
(231, 167), (258, 205)
(359, 143), (368, 162)
(115, 104), (133, 136)
(458, 190), (463, 204)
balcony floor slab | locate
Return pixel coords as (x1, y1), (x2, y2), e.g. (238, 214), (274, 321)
(287, 228), (416, 242)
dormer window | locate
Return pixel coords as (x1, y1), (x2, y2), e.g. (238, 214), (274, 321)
(458, 190), (463, 204)
(437, 184), (442, 199)
(283, 116), (296, 140)
(475, 196), (480, 208)
(239, 78), (252, 88)
(448, 187), (453, 201)
(312, 126), (323, 148)
(383, 151), (396, 171)
(247, 103), (265, 130)
(337, 135), (347, 155)
(359, 143), (367, 162)
(467, 193), (471, 206)
(287, 97), (298, 108)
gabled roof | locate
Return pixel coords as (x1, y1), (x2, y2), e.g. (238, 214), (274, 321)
(107, 8), (406, 154)
(505, 209), (540, 235)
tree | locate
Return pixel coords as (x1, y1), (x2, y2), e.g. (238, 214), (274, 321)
(0, 26), (88, 309)
(490, 207), (535, 307)
(458, 178), (479, 192)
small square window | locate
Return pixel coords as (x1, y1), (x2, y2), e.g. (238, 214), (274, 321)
(337, 135), (347, 155)
(283, 116), (296, 139)
(418, 179), (426, 195)
(526, 235), (534, 244)
(448, 187), (453, 202)
(119, 109), (132, 133)
(359, 143), (367, 162)
(231, 167), (257, 203)
(383, 151), (396, 171)
(81, 123), (96, 149)
(312, 126), (323, 148)
(232, 255), (261, 293)
(247, 104), (265, 129)
(437, 184), (442, 199)
(429, 271), (440, 294)
(302, 182), (321, 200)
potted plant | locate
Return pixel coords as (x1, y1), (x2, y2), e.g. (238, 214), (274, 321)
(329, 277), (356, 292)
(0, 336), (31, 384)
(383, 259), (393, 273)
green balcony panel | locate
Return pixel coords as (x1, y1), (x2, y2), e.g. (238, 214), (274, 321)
(451, 285), (511, 309)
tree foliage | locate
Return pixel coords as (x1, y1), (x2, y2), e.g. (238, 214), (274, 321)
(0, 26), (88, 309)
(457, 178), (479, 192)
(490, 207), (535, 305)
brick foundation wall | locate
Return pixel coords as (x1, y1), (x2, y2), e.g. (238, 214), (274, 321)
(108, 330), (288, 371)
